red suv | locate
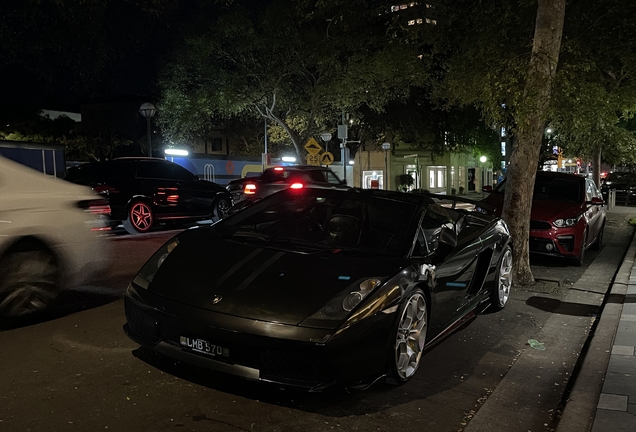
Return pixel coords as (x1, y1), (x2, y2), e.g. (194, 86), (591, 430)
(476, 171), (605, 266)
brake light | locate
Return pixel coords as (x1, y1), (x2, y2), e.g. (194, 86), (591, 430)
(290, 182), (304, 189)
(76, 199), (111, 215)
(76, 199), (112, 231)
(244, 183), (257, 194)
(274, 167), (284, 171)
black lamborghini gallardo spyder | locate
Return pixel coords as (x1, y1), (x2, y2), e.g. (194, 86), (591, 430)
(124, 186), (512, 391)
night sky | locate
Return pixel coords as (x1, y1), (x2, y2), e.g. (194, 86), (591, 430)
(0, 0), (200, 113)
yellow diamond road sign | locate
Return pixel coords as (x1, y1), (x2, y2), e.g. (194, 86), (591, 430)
(321, 152), (334, 165)
(304, 138), (323, 156)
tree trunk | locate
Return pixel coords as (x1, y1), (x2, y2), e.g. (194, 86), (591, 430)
(502, 0), (566, 286)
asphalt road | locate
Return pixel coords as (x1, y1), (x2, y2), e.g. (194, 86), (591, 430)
(0, 213), (631, 432)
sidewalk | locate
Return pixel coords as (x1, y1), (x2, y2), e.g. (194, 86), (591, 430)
(461, 206), (636, 432)
(557, 206), (636, 432)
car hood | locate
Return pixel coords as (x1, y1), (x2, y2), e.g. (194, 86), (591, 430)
(147, 228), (405, 327)
(479, 193), (584, 221)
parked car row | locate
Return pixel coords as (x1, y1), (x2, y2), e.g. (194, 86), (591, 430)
(2, 155), (607, 391)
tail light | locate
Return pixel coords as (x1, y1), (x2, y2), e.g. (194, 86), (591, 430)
(76, 198), (111, 231)
(244, 183), (257, 195)
(274, 167), (284, 171)
(290, 182), (304, 189)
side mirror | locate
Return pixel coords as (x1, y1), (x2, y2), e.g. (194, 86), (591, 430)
(482, 185), (493, 193)
(436, 226), (457, 261)
(438, 225), (458, 248)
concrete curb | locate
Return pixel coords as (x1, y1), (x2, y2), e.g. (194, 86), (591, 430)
(555, 228), (636, 432)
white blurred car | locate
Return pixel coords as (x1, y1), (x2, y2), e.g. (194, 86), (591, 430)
(0, 156), (111, 318)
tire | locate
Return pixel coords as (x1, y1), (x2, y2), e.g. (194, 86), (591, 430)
(489, 246), (512, 312)
(212, 196), (231, 222)
(572, 232), (587, 267)
(0, 247), (60, 318)
(386, 289), (428, 385)
(123, 201), (154, 234)
(590, 223), (604, 251)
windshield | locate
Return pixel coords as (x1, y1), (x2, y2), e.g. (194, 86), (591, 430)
(218, 189), (417, 256)
(493, 175), (582, 202)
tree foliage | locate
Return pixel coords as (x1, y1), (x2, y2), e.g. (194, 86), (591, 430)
(549, 0), (636, 182)
(156, 0), (429, 158)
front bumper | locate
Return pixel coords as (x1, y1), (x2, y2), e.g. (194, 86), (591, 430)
(529, 223), (584, 258)
(123, 284), (394, 390)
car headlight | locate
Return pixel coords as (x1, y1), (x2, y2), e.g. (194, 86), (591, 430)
(553, 215), (582, 228)
(133, 238), (179, 289)
(305, 278), (383, 323)
(473, 206), (488, 214)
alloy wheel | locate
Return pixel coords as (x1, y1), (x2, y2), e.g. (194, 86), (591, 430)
(214, 198), (231, 221)
(497, 248), (513, 307)
(130, 202), (153, 232)
(0, 250), (59, 317)
(394, 292), (428, 380)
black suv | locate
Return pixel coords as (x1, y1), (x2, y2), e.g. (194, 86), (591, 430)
(226, 165), (347, 204)
(601, 171), (636, 205)
(65, 157), (232, 234)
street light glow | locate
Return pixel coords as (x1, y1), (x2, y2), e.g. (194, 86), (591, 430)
(480, 156), (487, 163)
(165, 148), (189, 156)
(320, 132), (332, 142)
(281, 156), (296, 162)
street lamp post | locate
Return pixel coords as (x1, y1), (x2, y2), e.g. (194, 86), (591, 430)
(320, 132), (332, 166)
(139, 103), (157, 158)
(480, 155), (487, 197)
(381, 142), (391, 190)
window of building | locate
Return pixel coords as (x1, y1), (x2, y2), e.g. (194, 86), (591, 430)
(208, 138), (223, 153)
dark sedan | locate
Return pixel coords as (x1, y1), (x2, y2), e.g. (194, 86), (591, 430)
(601, 171), (636, 205)
(226, 165), (347, 204)
(124, 187), (512, 390)
(66, 157), (232, 234)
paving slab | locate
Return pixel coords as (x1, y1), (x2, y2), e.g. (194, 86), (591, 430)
(601, 371), (636, 399)
(607, 354), (636, 375)
(614, 321), (636, 346)
(612, 345), (635, 356)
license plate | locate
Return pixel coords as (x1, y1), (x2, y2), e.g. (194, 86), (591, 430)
(179, 336), (229, 358)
